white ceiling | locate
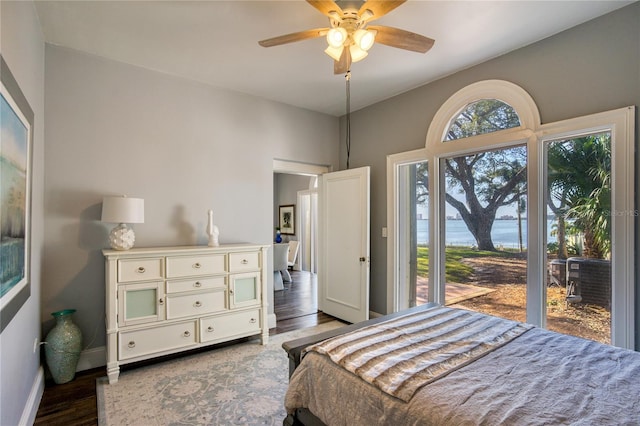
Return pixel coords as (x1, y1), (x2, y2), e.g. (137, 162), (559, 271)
(34, 0), (633, 117)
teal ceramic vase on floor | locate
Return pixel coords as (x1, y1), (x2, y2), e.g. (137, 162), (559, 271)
(45, 309), (82, 384)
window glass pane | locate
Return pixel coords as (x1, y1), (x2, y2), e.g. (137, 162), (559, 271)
(397, 161), (429, 309)
(445, 99), (520, 141)
(126, 288), (157, 319)
(234, 277), (257, 303)
(442, 145), (527, 323)
(546, 132), (611, 344)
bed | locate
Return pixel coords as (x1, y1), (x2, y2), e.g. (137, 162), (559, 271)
(282, 303), (640, 425)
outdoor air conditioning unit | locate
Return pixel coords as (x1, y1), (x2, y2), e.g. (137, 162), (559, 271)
(566, 257), (611, 309)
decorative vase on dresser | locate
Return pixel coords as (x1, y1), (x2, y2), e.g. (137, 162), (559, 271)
(102, 244), (270, 383)
(44, 309), (83, 384)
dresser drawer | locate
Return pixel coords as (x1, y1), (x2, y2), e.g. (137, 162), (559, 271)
(200, 309), (261, 343)
(166, 289), (227, 319)
(228, 252), (260, 272)
(118, 321), (196, 360)
(166, 276), (226, 294)
(166, 254), (226, 278)
(118, 258), (164, 283)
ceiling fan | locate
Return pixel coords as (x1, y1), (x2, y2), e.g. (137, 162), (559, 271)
(258, 0), (435, 74)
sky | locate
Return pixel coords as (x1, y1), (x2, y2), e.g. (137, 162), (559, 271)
(1, 91), (29, 171)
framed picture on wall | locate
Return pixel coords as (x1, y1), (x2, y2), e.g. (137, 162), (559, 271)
(279, 204), (295, 235)
(0, 55), (34, 333)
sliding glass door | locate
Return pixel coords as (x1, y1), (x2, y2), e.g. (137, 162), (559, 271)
(443, 145), (528, 323)
(545, 132), (612, 343)
(387, 150), (429, 312)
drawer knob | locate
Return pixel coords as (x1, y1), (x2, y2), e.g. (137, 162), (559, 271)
(194, 281), (202, 287)
(193, 263), (201, 269)
(194, 301), (202, 308)
(137, 267), (146, 273)
(159, 298), (164, 305)
(128, 341), (136, 348)
(207, 326), (214, 332)
(229, 289), (234, 295)
(183, 331), (191, 338)
(241, 259), (248, 265)
(250, 318), (257, 324)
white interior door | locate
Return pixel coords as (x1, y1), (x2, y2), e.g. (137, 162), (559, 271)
(319, 166), (370, 323)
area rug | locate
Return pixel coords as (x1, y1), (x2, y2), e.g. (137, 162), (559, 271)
(97, 321), (344, 426)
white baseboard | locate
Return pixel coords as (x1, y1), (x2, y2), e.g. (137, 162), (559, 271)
(369, 310), (384, 318)
(77, 346), (106, 371)
(20, 366), (44, 426)
(267, 313), (277, 329)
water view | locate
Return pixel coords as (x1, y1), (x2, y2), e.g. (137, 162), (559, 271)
(417, 219), (556, 248)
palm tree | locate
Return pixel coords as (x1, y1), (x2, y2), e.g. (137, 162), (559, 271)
(547, 134), (611, 259)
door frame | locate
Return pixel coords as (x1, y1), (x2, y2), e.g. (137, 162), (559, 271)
(272, 160), (330, 325)
(297, 189), (318, 273)
(386, 148), (427, 313)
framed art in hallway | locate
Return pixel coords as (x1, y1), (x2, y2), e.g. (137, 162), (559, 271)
(279, 204), (295, 235)
(0, 55), (34, 333)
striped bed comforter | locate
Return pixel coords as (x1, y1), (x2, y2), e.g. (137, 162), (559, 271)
(303, 306), (533, 402)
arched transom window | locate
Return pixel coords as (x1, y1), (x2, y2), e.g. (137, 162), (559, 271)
(445, 99), (521, 141)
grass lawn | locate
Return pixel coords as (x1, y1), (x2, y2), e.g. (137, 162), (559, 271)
(416, 245), (610, 344)
(417, 245), (520, 283)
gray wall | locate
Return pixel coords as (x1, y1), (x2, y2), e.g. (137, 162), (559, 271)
(0, 1), (46, 424)
(43, 45), (339, 356)
(340, 3), (639, 336)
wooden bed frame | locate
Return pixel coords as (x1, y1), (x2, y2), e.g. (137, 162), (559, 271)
(281, 304), (438, 426)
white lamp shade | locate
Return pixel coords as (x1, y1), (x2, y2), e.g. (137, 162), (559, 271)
(326, 27), (347, 48)
(101, 196), (144, 224)
(350, 44), (369, 63)
(354, 29), (376, 51)
(324, 45), (344, 61)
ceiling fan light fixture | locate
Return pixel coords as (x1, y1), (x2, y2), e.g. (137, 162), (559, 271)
(258, 1), (435, 75)
(326, 27), (348, 48)
(353, 29), (376, 51)
(349, 44), (368, 63)
(360, 9), (374, 22)
(324, 44), (344, 61)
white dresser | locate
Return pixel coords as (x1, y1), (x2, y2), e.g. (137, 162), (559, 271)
(103, 244), (270, 384)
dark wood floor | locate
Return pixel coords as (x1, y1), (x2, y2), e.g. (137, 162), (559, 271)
(34, 270), (327, 426)
(274, 270), (318, 322)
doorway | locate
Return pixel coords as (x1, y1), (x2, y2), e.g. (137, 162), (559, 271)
(272, 160), (329, 321)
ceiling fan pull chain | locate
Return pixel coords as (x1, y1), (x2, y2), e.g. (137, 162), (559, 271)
(346, 70), (351, 170)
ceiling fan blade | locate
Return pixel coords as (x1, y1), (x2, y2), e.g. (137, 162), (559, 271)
(334, 47), (351, 75)
(359, 0), (406, 22)
(258, 28), (329, 47)
(368, 25), (435, 53)
(306, 0), (343, 18)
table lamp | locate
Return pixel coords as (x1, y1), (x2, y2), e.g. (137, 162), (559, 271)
(101, 196), (144, 250)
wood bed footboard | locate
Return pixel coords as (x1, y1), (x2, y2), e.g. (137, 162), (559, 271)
(281, 303), (438, 425)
